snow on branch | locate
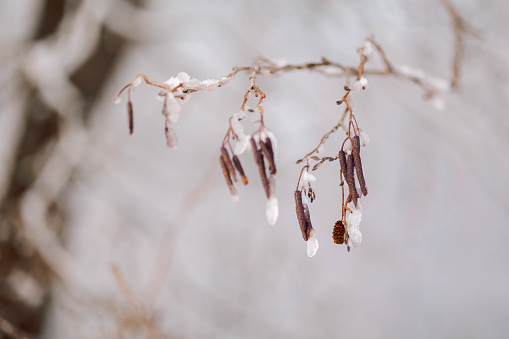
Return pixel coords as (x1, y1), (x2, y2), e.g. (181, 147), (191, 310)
(113, 0), (473, 257)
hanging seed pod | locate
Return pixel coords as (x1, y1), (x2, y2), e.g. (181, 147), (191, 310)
(332, 220), (346, 244)
(346, 153), (359, 207)
(251, 138), (271, 199)
(303, 203), (313, 241)
(127, 101), (134, 134)
(338, 150), (347, 176)
(221, 146), (237, 182)
(352, 135), (368, 196)
(294, 190), (310, 241)
(232, 155), (248, 185)
(260, 138), (276, 175)
(219, 156), (237, 198)
(127, 88), (134, 134)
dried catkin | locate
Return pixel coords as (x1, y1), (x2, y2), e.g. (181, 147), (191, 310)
(127, 101), (134, 134)
(303, 204), (313, 241)
(260, 138), (276, 174)
(352, 135), (368, 196)
(251, 138), (271, 199)
(221, 146), (237, 182)
(294, 190), (310, 241)
(232, 155), (248, 185)
(346, 153), (359, 207)
(338, 150), (347, 176)
(219, 156), (237, 197)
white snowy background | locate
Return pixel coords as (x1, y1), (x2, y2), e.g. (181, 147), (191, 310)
(1, 0), (508, 338)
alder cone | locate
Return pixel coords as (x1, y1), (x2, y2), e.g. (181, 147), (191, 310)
(332, 220), (346, 244)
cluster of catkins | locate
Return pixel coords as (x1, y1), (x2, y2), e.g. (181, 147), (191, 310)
(335, 133), (368, 250)
(294, 131), (369, 256)
(219, 111), (279, 225)
(294, 170), (319, 257)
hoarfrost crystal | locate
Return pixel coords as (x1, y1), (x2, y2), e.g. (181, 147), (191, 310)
(299, 171), (316, 191)
(350, 76), (368, 93)
(231, 111), (250, 155)
(197, 79), (220, 91)
(346, 201), (363, 247)
(359, 129), (370, 147)
(164, 94), (181, 124)
(266, 196), (279, 225)
(307, 229), (319, 257)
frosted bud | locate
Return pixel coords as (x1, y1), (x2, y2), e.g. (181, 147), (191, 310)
(350, 77), (368, 93)
(113, 96), (122, 105)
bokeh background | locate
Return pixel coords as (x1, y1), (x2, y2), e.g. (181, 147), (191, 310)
(1, 0), (508, 338)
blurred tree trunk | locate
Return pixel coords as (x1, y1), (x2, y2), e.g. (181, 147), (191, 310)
(0, 0), (129, 336)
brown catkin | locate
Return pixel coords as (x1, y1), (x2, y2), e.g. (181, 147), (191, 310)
(303, 203), (313, 240)
(251, 138), (271, 199)
(352, 135), (368, 196)
(338, 150), (347, 176)
(294, 190), (310, 241)
(332, 220), (346, 244)
(127, 101), (134, 134)
(346, 153), (359, 207)
(232, 155), (248, 185)
(260, 138), (276, 174)
(219, 156), (237, 197)
(221, 146), (237, 182)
